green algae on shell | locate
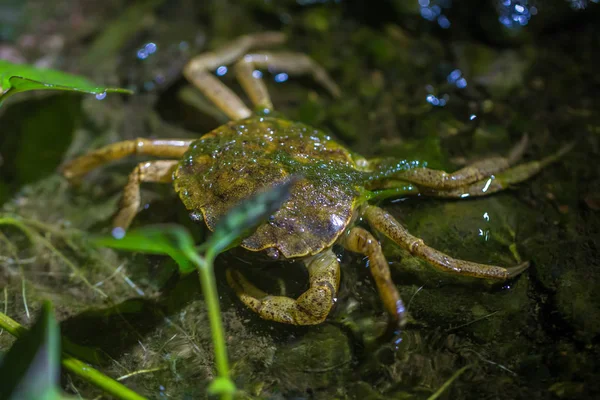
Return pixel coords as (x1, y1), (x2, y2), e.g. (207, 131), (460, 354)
(174, 116), (366, 258)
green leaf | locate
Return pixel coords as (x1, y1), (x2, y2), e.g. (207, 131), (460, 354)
(93, 224), (197, 274)
(0, 60), (133, 105)
(206, 176), (298, 254)
(0, 302), (62, 400)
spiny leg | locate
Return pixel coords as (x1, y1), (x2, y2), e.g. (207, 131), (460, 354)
(183, 32), (286, 120)
(113, 160), (179, 230)
(364, 205), (529, 280)
(237, 52), (341, 100)
(226, 249), (340, 325)
(387, 135), (529, 190)
(340, 226), (407, 328)
(61, 139), (193, 179)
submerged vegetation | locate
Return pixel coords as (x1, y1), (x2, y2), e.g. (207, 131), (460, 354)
(1, 0), (599, 399)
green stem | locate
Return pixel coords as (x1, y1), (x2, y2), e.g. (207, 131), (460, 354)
(185, 247), (234, 400)
(0, 310), (28, 337)
(427, 364), (471, 400)
(0, 311), (146, 400)
(0, 216), (38, 243)
(62, 356), (146, 400)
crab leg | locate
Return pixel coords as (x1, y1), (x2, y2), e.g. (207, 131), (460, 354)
(340, 226), (407, 328)
(364, 205), (529, 279)
(234, 52), (341, 107)
(421, 142), (575, 198)
(183, 71), (252, 121)
(113, 160), (179, 230)
(61, 139), (192, 179)
(383, 135), (529, 190)
(183, 32), (286, 120)
(234, 58), (273, 111)
(226, 249), (340, 325)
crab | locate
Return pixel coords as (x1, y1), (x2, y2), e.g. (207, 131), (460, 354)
(61, 32), (569, 329)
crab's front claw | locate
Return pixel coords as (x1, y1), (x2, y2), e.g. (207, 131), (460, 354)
(226, 249), (340, 325)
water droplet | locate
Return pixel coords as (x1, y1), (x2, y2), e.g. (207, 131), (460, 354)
(189, 211), (202, 221)
(112, 227), (126, 239)
(137, 48), (149, 59)
(274, 72), (289, 83)
(437, 15), (451, 29)
(144, 42), (157, 54)
(95, 92), (107, 100)
(216, 65), (228, 76)
(447, 69), (462, 84)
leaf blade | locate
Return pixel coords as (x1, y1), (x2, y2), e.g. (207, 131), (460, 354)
(0, 60), (132, 104)
(0, 302), (61, 400)
(93, 224), (197, 274)
(206, 176), (298, 254)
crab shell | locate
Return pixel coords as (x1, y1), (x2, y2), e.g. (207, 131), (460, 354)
(173, 115), (366, 258)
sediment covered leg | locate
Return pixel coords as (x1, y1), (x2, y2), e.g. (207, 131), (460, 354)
(226, 249), (340, 325)
(233, 57), (273, 110)
(422, 142), (575, 198)
(61, 139), (192, 179)
(340, 226), (407, 328)
(235, 52), (341, 101)
(113, 160), (179, 230)
(183, 32), (286, 120)
(364, 205), (529, 280)
(389, 135), (529, 189)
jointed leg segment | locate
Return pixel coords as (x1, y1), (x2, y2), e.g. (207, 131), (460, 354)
(234, 58), (273, 110)
(422, 142), (575, 198)
(364, 205), (529, 280)
(236, 52), (341, 99)
(61, 138), (192, 179)
(184, 32), (340, 119)
(340, 226), (407, 327)
(392, 135), (529, 190)
(226, 249), (340, 325)
(183, 32), (286, 120)
(114, 160), (179, 230)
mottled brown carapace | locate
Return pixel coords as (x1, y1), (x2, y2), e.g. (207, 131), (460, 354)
(174, 116), (363, 258)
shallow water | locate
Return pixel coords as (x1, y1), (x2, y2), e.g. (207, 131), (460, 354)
(1, 1), (599, 399)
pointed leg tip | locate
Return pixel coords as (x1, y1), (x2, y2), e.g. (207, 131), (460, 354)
(506, 261), (530, 278)
(330, 84), (342, 98)
(558, 141), (577, 158)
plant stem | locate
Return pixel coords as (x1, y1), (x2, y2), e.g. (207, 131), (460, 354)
(0, 310), (28, 337)
(62, 356), (146, 400)
(0, 311), (146, 400)
(185, 247), (234, 400)
(427, 364), (472, 400)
